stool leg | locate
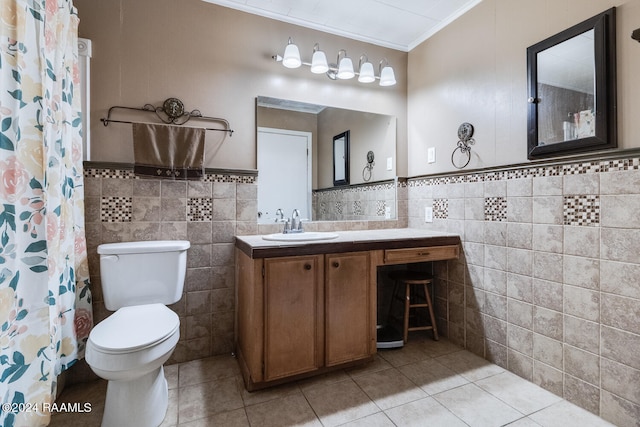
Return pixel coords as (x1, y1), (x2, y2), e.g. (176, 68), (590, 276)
(403, 283), (410, 343)
(423, 282), (439, 341)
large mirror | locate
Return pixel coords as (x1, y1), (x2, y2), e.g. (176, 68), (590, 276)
(256, 96), (396, 223)
(527, 7), (616, 159)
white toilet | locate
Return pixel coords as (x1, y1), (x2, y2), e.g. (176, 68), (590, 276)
(86, 240), (190, 427)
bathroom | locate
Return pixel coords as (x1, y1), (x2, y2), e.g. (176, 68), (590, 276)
(3, 0), (639, 425)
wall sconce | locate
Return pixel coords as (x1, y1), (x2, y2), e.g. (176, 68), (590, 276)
(272, 37), (397, 86)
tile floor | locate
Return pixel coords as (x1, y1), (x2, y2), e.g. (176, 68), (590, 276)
(50, 336), (615, 427)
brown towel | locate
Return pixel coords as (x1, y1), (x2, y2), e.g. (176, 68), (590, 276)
(132, 123), (205, 179)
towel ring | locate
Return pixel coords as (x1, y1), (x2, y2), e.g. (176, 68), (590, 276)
(452, 122), (475, 169)
(362, 150), (375, 181)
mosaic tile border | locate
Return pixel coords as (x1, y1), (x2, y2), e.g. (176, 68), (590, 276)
(408, 156), (640, 187)
(312, 181), (396, 195)
(84, 167), (256, 184)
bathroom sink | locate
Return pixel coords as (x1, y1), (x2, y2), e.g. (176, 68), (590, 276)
(262, 232), (339, 242)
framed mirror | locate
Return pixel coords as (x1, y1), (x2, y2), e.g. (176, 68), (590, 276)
(527, 7), (616, 159)
(256, 97), (397, 223)
(333, 131), (350, 186)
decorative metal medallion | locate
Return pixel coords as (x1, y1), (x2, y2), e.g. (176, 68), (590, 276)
(366, 150), (375, 164)
(458, 122), (474, 142)
(162, 97), (185, 120)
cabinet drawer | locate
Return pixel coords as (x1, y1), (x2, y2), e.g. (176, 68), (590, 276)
(384, 245), (459, 264)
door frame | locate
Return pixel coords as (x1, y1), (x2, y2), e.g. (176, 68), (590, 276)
(257, 127), (313, 222)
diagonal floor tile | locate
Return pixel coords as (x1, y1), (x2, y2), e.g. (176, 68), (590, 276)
(528, 401), (617, 427)
(178, 376), (244, 424)
(353, 367), (427, 410)
(435, 349), (505, 381)
(178, 354), (240, 387)
(303, 378), (380, 427)
(378, 345), (430, 367)
(339, 412), (395, 427)
(385, 396), (468, 427)
(177, 408), (250, 426)
(433, 383), (523, 427)
(398, 357), (469, 395)
(245, 392), (321, 427)
(476, 371), (563, 414)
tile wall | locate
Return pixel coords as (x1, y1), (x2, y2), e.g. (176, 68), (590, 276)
(84, 166), (259, 363)
(83, 165), (407, 366)
(407, 156), (640, 426)
(312, 180), (397, 221)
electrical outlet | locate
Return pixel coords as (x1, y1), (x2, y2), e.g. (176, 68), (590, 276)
(427, 147), (436, 163)
(425, 206), (433, 223)
(385, 206), (391, 219)
(386, 157), (393, 171)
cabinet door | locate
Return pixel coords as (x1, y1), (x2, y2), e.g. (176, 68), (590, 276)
(325, 251), (373, 366)
(263, 255), (323, 381)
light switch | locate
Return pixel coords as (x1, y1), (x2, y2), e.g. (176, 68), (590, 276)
(386, 157), (393, 170)
(427, 147), (436, 163)
(425, 206), (433, 223)
(385, 206), (391, 219)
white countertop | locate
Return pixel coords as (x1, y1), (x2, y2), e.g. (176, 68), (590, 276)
(235, 228), (461, 258)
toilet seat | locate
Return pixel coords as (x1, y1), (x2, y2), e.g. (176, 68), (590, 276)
(89, 303), (179, 354)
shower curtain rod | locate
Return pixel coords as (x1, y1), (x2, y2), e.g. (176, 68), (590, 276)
(100, 98), (234, 136)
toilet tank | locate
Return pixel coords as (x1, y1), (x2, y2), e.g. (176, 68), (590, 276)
(97, 240), (190, 311)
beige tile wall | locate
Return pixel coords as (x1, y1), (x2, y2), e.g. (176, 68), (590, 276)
(84, 166), (258, 364)
(407, 156), (640, 426)
(313, 181), (397, 221)
(83, 165), (407, 367)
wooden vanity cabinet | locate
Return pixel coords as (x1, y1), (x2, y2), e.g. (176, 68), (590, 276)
(325, 251), (376, 367)
(236, 250), (379, 390)
(263, 255), (324, 381)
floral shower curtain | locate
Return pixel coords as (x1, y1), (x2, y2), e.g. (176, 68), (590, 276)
(0, 1), (93, 426)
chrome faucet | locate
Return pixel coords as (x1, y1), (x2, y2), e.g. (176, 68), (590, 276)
(275, 208), (285, 222)
(283, 209), (303, 233)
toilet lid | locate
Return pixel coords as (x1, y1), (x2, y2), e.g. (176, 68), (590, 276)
(89, 303), (179, 353)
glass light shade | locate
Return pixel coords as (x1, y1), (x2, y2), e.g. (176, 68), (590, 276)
(358, 61), (375, 83)
(337, 57), (355, 79)
(379, 66), (396, 86)
(282, 42), (301, 68)
(310, 50), (329, 74)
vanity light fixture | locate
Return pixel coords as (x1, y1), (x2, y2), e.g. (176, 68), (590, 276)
(358, 55), (375, 83)
(379, 58), (397, 87)
(310, 43), (329, 74)
(282, 37), (301, 68)
(336, 49), (355, 79)
(272, 38), (397, 86)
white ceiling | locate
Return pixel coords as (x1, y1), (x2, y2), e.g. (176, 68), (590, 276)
(202, 0), (482, 52)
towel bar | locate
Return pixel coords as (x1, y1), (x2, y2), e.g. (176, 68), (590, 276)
(100, 98), (234, 136)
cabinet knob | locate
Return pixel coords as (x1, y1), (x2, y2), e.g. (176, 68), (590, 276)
(304, 263), (312, 270)
(332, 261), (340, 268)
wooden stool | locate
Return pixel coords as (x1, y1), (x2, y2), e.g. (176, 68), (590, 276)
(388, 270), (439, 343)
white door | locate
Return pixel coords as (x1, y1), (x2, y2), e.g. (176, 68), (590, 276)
(257, 128), (312, 225)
